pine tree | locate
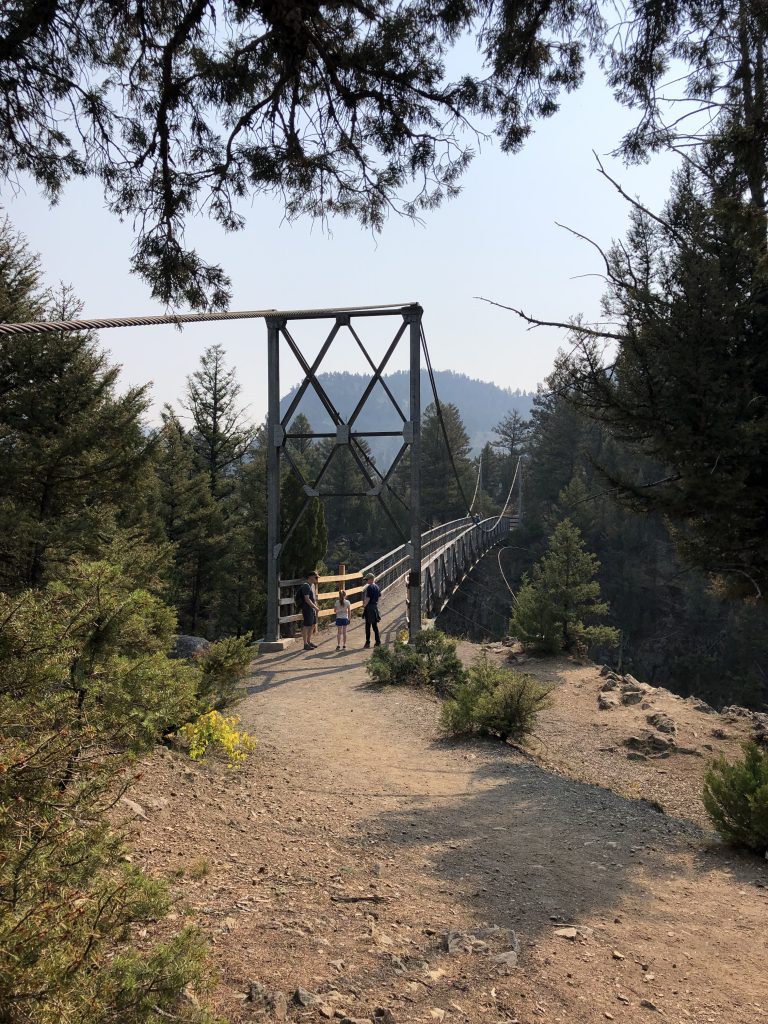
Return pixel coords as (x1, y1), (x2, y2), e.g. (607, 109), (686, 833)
(4, 1), (759, 306)
(0, 221), (154, 591)
(154, 410), (225, 635)
(556, 158), (768, 595)
(183, 343), (252, 497)
(281, 472), (327, 582)
(217, 430), (269, 638)
(420, 402), (474, 523)
(511, 519), (619, 654)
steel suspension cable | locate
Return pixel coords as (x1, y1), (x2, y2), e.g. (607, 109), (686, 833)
(420, 323), (473, 515)
(419, 321), (522, 535)
(468, 452), (483, 513)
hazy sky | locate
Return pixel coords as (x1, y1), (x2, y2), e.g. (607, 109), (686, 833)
(4, 60), (678, 425)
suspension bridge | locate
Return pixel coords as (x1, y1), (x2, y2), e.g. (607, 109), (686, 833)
(0, 300), (524, 648)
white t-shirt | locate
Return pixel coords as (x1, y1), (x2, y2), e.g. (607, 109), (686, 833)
(334, 599), (351, 618)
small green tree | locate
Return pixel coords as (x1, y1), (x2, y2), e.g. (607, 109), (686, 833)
(0, 559), (219, 1023)
(183, 343), (252, 497)
(511, 518), (619, 654)
(703, 742), (768, 855)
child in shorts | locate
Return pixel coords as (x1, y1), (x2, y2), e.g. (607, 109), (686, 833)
(334, 589), (351, 650)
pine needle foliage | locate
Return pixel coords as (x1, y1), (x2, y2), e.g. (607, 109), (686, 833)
(702, 742), (768, 855)
(441, 653), (552, 742)
(366, 630), (466, 696)
(0, 560), (220, 1023)
(511, 518), (620, 654)
(194, 634), (254, 711)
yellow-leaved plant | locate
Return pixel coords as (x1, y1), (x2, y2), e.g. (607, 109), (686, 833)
(177, 710), (257, 767)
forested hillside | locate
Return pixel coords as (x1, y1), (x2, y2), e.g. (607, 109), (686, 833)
(2, 206), (765, 713)
(281, 370), (533, 463)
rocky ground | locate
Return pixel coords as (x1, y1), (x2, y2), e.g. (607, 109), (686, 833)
(119, 621), (768, 1024)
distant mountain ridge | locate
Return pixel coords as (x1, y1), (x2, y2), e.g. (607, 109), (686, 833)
(280, 369), (533, 462)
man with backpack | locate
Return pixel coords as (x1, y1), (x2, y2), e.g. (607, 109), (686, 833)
(297, 570), (320, 651)
(362, 571), (381, 648)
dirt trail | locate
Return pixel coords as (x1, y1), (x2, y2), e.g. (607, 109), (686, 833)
(126, 614), (768, 1024)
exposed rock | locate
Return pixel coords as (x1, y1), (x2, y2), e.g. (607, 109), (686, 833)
(373, 1010), (397, 1024)
(711, 728), (730, 739)
(294, 987), (319, 1007)
(119, 796), (148, 820)
(600, 678), (619, 692)
(624, 732), (675, 757)
(647, 712), (677, 734)
(440, 930), (487, 954)
(599, 693), (619, 710)
(640, 999), (659, 1011)
(246, 982), (288, 1019)
(722, 704), (752, 718)
(622, 674), (643, 688)
(554, 925), (593, 940)
(620, 687), (644, 706)
(170, 634), (210, 660)
(272, 992), (288, 1020)
(492, 949), (519, 968)
(690, 698), (715, 714)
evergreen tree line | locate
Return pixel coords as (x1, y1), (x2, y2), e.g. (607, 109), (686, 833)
(0, 217), (257, 1021)
(509, 387), (768, 711)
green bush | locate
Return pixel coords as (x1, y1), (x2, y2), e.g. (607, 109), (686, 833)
(366, 630), (466, 694)
(702, 742), (768, 855)
(194, 633), (254, 711)
(410, 630), (467, 696)
(440, 674), (488, 735)
(441, 653), (552, 743)
(0, 561), (218, 1023)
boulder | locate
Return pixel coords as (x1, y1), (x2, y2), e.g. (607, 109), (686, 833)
(647, 712), (677, 734)
(170, 634), (210, 660)
(624, 732), (676, 757)
(620, 685), (644, 706)
(599, 693), (619, 710)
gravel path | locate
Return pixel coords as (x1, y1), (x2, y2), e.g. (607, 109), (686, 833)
(125, 621), (768, 1023)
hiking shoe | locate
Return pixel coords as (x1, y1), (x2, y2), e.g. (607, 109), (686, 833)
(335, 645), (341, 651)
(374, 641), (382, 646)
(308, 642), (317, 649)
(303, 643), (313, 651)
(363, 642), (370, 648)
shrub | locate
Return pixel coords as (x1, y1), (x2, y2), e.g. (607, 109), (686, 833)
(0, 561), (216, 1023)
(177, 709), (257, 767)
(194, 633), (254, 711)
(411, 630), (467, 696)
(366, 630), (466, 694)
(367, 642), (429, 687)
(441, 653), (552, 743)
(440, 674), (488, 735)
(702, 741), (768, 855)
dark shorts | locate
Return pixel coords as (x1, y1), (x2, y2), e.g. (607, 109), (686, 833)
(335, 617), (349, 626)
(302, 607), (317, 627)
